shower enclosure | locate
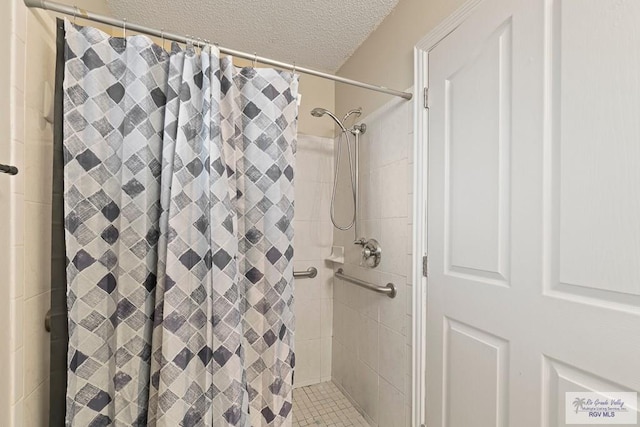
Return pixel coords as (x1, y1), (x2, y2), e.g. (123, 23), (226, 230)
(291, 99), (413, 426)
(6, 1), (414, 426)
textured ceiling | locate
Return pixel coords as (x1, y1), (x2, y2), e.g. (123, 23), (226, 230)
(105, 0), (400, 72)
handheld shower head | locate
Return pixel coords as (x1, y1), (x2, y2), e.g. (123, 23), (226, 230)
(311, 107), (329, 117)
(309, 107), (348, 133)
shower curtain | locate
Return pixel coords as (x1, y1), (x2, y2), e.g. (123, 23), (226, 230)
(61, 20), (297, 426)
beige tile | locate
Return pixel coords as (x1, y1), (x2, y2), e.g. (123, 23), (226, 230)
(24, 106), (53, 145)
(24, 201), (52, 299)
(341, 273), (360, 309)
(11, 296), (23, 350)
(292, 381), (368, 426)
(378, 325), (405, 393)
(356, 315), (378, 371)
(406, 254), (413, 283)
(25, 140), (53, 204)
(294, 179), (319, 221)
(294, 260), (322, 301)
(365, 170), (381, 221)
(354, 360), (378, 424)
(23, 294), (50, 396)
(333, 269), (346, 302)
(357, 285), (379, 322)
(319, 265), (333, 300)
(11, 246), (24, 299)
(295, 339), (321, 387)
(296, 135), (333, 184)
(379, 273), (406, 335)
(295, 297), (321, 341)
(379, 217), (407, 276)
(10, 140), (25, 196)
(360, 219), (380, 242)
(332, 300), (346, 345)
(10, 87), (25, 142)
(320, 298), (333, 338)
(23, 291), (49, 339)
(293, 221), (333, 261)
(25, 11), (56, 111)
(377, 104), (409, 167)
(320, 337), (332, 379)
(12, 348), (23, 405)
(342, 306), (358, 354)
(405, 315), (413, 349)
(13, 0), (27, 43)
(23, 377), (49, 427)
(405, 404), (412, 427)
(11, 194), (24, 246)
(380, 159), (408, 219)
(357, 127), (373, 175)
(12, 399), (24, 427)
(378, 377), (405, 427)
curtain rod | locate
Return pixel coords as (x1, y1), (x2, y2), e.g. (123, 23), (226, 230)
(24, 0), (413, 101)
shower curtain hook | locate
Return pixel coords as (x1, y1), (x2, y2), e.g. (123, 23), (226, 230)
(160, 28), (165, 51)
(122, 18), (127, 46)
(292, 62), (296, 74)
(72, 5), (78, 24)
(252, 52), (257, 68)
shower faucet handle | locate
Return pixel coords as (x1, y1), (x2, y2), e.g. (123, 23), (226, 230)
(356, 237), (382, 268)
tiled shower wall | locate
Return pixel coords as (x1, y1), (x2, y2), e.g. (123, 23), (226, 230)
(7, 1), (57, 426)
(332, 95), (413, 427)
(292, 134), (335, 387)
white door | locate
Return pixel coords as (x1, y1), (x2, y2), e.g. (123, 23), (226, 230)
(424, 0), (640, 426)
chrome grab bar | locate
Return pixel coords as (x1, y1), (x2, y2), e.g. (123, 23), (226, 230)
(335, 268), (396, 298)
(293, 267), (318, 279)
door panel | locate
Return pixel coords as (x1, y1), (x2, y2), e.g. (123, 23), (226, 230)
(547, 0), (640, 305)
(444, 319), (509, 427)
(446, 16), (512, 287)
(425, 0), (640, 426)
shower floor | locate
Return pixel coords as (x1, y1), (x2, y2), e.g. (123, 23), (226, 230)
(292, 381), (369, 426)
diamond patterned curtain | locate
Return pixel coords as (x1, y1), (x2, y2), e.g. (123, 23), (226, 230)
(61, 20), (298, 426)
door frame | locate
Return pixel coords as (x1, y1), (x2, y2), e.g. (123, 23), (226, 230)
(411, 1), (483, 425)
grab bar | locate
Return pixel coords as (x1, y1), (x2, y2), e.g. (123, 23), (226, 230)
(335, 268), (396, 298)
(0, 163), (18, 175)
(293, 267), (318, 279)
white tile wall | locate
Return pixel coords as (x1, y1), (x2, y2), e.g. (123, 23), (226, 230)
(293, 134), (335, 387)
(6, 1), (57, 425)
(331, 93), (414, 426)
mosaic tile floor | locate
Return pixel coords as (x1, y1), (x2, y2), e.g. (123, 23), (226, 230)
(292, 381), (370, 426)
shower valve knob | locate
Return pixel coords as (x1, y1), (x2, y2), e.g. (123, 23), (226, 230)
(358, 238), (381, 268)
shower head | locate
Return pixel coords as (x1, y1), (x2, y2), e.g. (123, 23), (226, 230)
(311, 107), (329, 117)
(310, 107), (348, 133)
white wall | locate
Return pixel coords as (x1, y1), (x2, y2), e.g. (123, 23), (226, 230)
(331, 95), (413, 426)
(292, 134), (335, 387)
